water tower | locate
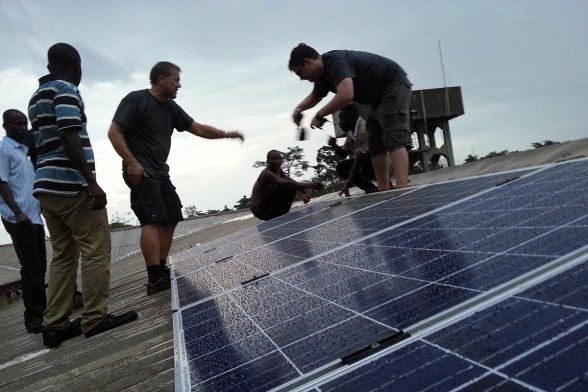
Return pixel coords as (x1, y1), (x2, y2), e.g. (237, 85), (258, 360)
(409, 86), (464, 171)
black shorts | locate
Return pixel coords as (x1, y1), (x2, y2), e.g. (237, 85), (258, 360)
(124, 174), (184, 225)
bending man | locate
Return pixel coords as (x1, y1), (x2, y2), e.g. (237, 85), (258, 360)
(289, 43), (412, 190)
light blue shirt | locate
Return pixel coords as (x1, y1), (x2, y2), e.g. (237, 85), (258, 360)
(0, 136), (43, 225)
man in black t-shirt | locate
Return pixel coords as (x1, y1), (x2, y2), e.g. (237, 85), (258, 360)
(288, 43), (412, 191)
(108, 61), (244, 295)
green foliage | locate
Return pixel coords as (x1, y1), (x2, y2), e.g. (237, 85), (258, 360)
(184, 205), (203, 217)
(532, 140), (560, 148)
(233, 195), (251, 210)
(464, 154), (479, 163)
(483, 150), (510, 159)
(313, 146), (341, 186)
(109, 212), (135, 230)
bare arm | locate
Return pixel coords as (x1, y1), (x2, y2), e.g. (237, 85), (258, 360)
(107, 121), (147, 186)
(311, 78), (354, 128)
(328, 136), (350, 159)
(60, 129), (107, 210)
(339, 158), (361, 197)
(187, 121), (244, 141)
(260, 170), (323, 192)
(0, 181), (32, 225)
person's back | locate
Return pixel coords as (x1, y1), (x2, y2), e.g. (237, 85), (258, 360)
(317, 50), (408, 105)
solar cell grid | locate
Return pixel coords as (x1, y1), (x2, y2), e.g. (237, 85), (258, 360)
(173, 170), (528, 279)
(173, 159), (588, 391)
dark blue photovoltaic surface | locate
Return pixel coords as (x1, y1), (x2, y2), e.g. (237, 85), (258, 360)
(317, 263), (588, 392)
(175, 170), (536, 306)
(321, 340), (486, 391)
(174, 159), (588, 391)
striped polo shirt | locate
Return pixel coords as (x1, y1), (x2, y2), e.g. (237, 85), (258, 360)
(28, 74), (96, 197)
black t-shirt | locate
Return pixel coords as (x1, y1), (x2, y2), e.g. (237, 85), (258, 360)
(112, 89), (193, 178)
(312, 50), (409, 105)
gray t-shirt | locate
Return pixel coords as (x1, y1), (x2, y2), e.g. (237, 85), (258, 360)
(312, 50), (409, 105)
(113, 89), (193, 178)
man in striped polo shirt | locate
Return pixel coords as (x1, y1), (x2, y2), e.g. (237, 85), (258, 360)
(28, 43), (137, 348)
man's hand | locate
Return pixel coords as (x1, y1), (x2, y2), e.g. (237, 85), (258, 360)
(87, 182), (107, 210)
(226, 131), (245, 142)
(327, 136), (338, 148)
(311, 114), (327, 129)
(292, 108), (303, 126)
(14, 211), (33, 227)
(126, 161), (147, 187)
(339, 182), (351, 197)
(302, 194), (311, 204)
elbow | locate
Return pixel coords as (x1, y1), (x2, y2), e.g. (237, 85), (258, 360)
(339, 91), (353, 104)
(107, 124), (122, 141)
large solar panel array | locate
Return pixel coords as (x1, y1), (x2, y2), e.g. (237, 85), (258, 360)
(171, 158), (588, 391)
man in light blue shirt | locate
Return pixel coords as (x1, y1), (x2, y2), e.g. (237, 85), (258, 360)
(0, 109), (46, 334)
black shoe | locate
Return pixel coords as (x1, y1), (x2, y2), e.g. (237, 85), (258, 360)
(84, 311), (138, 338)
(146, 276), (171, 296)
(25, 318), (43, 334)
(42, 317), (82, 348)
(162, 265), (171, 280)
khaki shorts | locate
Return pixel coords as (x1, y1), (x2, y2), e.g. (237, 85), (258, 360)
(367, 80), (413, 155)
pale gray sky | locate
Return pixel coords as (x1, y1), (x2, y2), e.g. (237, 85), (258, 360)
(1, 0), (587, 244)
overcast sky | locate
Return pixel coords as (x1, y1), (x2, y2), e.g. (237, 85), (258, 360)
(1, 0), (587, 244)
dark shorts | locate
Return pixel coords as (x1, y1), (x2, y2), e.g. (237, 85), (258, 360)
(366, 80), (413, 155)
(124, 174), (184, 225)
(251, 185), (297, 221)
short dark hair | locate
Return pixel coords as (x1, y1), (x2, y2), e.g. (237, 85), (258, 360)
(47, 43), (80, 69)
(266, 149), (282, 160)
(288, 43), (319, 70)
(149, 61), (181, 85)
(2, 109), (25, 124)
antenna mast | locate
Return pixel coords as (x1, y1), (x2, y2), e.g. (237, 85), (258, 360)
(438, 40), (450, 115)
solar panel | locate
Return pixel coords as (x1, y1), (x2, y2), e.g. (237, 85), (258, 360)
(171, 159), (588, 391)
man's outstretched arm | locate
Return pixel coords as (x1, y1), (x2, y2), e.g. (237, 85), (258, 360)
(188, 121), (244, 142)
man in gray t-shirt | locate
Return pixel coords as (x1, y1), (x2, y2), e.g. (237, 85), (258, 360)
(289, 43), (412, 191)
(108, 61), (244, 295)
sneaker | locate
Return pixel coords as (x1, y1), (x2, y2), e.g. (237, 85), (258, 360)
(146, 276), (171, 296)
(25, 318), (43, 334)
(84, 311), (138, 338)
(42, 317), (82, 348)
